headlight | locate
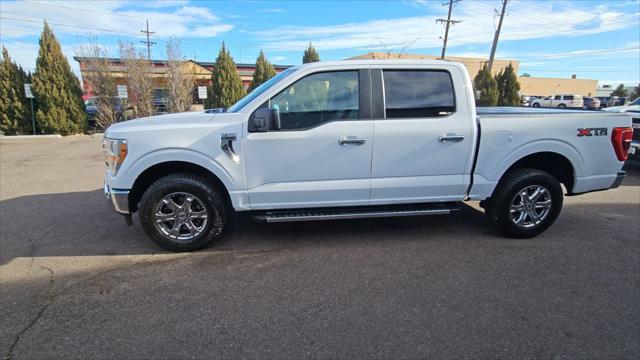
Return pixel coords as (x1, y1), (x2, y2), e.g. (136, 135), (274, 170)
(103, 137), (128, 175)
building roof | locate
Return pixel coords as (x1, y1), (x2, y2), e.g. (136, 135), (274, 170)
(73, 56), (292, 69)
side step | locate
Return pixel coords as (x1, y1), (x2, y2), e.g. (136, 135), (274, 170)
(252, 202), (461, 223)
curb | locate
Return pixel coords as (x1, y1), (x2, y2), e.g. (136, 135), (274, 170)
(0, 135), (62, 143)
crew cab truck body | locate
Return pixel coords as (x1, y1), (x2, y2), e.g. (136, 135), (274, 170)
(103, 60), (632, 251)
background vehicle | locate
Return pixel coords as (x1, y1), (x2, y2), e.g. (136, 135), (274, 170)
(604, 97), (640, 157)
(596, 96), (611, 108)
(85, 97), (132, 128)
(530, 94), (584, 109)
(609, 97), (628, 107)
(582, 97), (601, 110)
(520, 95), (538, 107)
(153, 88), (170, 113)
(103, 60), (631, 251)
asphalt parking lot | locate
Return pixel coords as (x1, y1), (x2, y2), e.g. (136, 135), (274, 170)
(1, 135), (639, 359)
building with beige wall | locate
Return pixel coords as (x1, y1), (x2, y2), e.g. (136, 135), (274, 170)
(74, 57), (291, 105)
(348, 52), (598, 97)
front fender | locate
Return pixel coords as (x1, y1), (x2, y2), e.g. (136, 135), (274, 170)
(109, 148), (240, 192)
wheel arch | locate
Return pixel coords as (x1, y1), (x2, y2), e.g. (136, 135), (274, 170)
(497, 151), (577, 195)
(128, 161), (233, 213)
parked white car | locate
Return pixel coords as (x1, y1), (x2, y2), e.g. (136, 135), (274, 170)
(531, 94), (584, 109)
(604, 97), (640, 157)
(103, 60), (632, 251)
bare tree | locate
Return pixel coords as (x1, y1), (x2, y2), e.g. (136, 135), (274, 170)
(118, 41), (155, 118)
(166, 38), (194, 113)
(75, 37), (122, 129)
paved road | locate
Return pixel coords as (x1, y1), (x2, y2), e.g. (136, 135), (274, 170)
(1, 135), (639, 359)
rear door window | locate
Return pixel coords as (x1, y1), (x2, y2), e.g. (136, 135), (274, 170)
(564, 95), (574, 100)
(382, 70), (455, 118)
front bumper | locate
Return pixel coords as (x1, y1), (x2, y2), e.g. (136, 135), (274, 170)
(104, 181), (131, 215)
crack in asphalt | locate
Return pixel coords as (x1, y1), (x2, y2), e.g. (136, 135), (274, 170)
(3, 253), (201, 359)
(5, 266), (55, 360)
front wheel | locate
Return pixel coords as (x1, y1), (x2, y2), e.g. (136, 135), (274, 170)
(532, 103), (540, 108)
(485, 168), (563, 238)
(558, 103), (566, 109)
(138, 173), (227, 251)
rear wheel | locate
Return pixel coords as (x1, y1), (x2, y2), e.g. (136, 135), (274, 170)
(138, 173), (227, 251)
(485, 168), (563, 238)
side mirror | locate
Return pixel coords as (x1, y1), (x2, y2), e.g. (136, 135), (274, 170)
(249, 108), (280, 132)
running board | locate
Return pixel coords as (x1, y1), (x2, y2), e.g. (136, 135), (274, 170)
(252, 203), (461, 223)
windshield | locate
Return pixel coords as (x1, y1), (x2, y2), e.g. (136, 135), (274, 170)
(227, 67), (297, 113)
(631, 97), (640, 106)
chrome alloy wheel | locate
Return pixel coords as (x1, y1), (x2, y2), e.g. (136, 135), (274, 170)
(509, 185), (552, 228)
(154, 192), (208, 242)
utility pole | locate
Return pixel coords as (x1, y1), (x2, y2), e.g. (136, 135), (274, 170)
(487, 0), (509, 72)
(437, 0), (462, 60)
(140, 20), (156, 59)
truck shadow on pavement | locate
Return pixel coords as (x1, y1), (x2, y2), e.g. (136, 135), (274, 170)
(0, 179), (638, 266)
(0, 188), (492, 265)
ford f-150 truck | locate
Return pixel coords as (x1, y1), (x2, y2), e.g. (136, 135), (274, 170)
(103, 60), (633, 251)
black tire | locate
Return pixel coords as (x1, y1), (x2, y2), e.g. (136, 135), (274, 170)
(485, 168), (563, 238)
(532, 103), (540, 108)
(138, 173), (227, 251)
(558, 103), (566, 109)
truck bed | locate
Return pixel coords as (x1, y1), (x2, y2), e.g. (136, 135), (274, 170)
(470, 107), (631, 199)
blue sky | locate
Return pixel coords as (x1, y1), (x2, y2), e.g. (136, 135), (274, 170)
(1, 0), (639, 85)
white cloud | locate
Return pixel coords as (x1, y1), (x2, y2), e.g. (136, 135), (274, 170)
(255, 1), (639, 53)
(0, 0), (232, 39)
(190, 24), (235, 38)
(138, 0), (189, 8)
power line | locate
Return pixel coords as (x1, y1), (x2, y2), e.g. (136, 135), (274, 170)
(140, 20), (156, 59)
(0, 15), (143, 37)
(436, 0), (462, 59)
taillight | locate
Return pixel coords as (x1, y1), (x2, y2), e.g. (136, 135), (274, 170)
(611, 127), (633, 161)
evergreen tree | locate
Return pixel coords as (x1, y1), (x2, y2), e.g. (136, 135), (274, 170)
(32, 21), (86, 135)
(303, 42), (320, 63)
(610, 83), (628, 97)
(209, 42), (245, 109)
(0, 47), (27, 135)
(474, 64), (499, 106)
(249, 50), (276, 91)
(495, 63), (521, 106)
(629, 83), (640, 101)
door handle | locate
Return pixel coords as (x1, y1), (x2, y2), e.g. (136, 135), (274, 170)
(220, 133), (240, 162)
(339, 136), (367, 145)
(439, 133), (465, 143)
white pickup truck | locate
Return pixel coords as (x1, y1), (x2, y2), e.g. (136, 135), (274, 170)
(103, 60), (632, 251)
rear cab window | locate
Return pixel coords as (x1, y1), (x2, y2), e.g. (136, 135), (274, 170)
(382, 70), (455, 118)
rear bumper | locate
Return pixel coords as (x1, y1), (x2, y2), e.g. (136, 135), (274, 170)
(104, 181), (131, 214)
(610, 171), (626, 189)
(630, 140), (640, 157)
